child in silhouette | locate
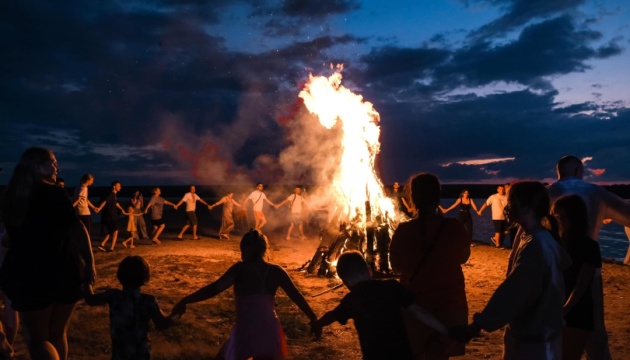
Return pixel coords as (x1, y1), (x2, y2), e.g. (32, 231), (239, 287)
(311, 251), (447, 360)
(84, 256), (171, 359)
(171, 229), (318, 360)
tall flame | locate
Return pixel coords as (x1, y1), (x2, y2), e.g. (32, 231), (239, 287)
(299, 69), (394, 224)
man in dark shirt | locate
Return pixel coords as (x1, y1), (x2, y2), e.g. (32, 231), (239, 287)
(95, 181), (125, 252)
(311, 251), (447, 360)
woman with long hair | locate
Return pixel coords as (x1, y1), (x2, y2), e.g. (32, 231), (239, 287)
(0, 147), (96, 360)
(390, 173), (470, 359)
(441, 189), (479, 239)
(465, 181), (571, 359)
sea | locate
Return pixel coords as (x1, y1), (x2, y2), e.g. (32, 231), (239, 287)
(439, 198), (629, 262)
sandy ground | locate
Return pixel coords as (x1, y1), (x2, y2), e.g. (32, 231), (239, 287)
(4, 224), (630, 359)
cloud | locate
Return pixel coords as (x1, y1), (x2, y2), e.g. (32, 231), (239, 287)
(441, 157), (516, 166)
(463, 0), (586, 39)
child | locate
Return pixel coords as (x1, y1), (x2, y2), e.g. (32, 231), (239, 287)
(552, 195), (603, 360)
(84, 256), (171, 360)
(121, 205), (143, 248)
(311, 251), (447, 360)
(170, 229), (318, 360)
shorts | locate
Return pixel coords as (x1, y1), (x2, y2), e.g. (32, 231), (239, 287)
(103, 218), (118, 234)
(152, 218), (165, 226)
(289, 213), (303, 225)
(493, 220), (507, 233)
(186, 211), (198, 226)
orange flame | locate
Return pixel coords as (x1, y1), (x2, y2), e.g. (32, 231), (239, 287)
(299, 69), (394, 225)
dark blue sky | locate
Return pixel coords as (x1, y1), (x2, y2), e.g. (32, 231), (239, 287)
(1, 0), (629, 186)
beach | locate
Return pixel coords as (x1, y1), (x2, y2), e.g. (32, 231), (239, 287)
(4, 212), (630, 359)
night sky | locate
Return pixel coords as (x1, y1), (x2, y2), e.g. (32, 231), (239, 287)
(2, 0), (629, 186)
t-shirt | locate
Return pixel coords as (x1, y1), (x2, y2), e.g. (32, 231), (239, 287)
(147, 196), (165, 220)
(564, 237), (602, 330)
(98, 288), (162, 360)
(181, 193), (201, 212)
(485, 193), (507, 220)
(331, 279), (414, 360)
(286, 194), (305, 214)
(73, 185), (90, 216)
(248, 190), (267, 212)
(103, 191), (119, 222)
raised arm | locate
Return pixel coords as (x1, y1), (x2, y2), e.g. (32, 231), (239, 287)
(170, 263), (239, 318)
(276, 266), (317, 323)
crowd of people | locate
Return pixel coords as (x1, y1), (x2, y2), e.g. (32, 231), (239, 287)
(2, 147), (630, 359)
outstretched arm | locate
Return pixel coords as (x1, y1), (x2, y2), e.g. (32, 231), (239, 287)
(407, 303), (447, 335)
(401, 197), (413, 213)
(276, 266), (317, 323)
(209, 197), (227, 210)
(275, 198), (289, 209)
(264, 197), (276, 207)
(231, 199), (242, 207)
(442, 199), (461, 214)
(477, 203), (488, 216)
(83, 285), (111, 306)
(311, 310), (337, 338)
(470, 199), (479, 212)
(170, 263), (239, 318)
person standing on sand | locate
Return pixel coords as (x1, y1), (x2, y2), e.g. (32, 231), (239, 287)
(131, 190), (149, 240)
(245, 183), (276, 231)
(175, 185), (210, 240)
(144, 187), (176, 244)
(72, 173), (98, 235)
(0, 147), (96, 360)
(95, 181), (125, 252)
(547, 155), (630, 360)
(458, 181), (571, 360)
(275, 186), (308, 240)
(170, 229), (318, 360)
(477, 185), (508, 248)
(209, 191), (242, 240)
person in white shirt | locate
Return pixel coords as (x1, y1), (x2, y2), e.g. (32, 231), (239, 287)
(276, 186), (308, 240)
(72, 173), (98, 234)
(547, 155), (630, 360)
(245, 183), (276, 231)
(175, 185), (210, 240)
(477, 185), (508, 247)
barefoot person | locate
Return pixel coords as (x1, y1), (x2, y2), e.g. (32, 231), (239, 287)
(72, 173), (98, 235)
(245, 183), (276, 231)
(276, 186), (308, 240)
(175, 185), (210, 240)
(95, 181), (125, 252)
(209, 191), (242, 240)
(0, 147), (96, 360)
(171, 230), (318, 359)
(477, 185), (508, 247)
(144, 187), (176, 244)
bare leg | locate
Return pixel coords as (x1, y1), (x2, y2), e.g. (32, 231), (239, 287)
(99, 234), (110, 248)
(20, 305), (68, 360)
(192, 225), (198, 239)
(562, 327), (589, 360)
(178, 224), (189, 239)
(255, 212), (267, 231)
(624, 227), (630, 265)
(48, 303), (76, 360)
(298, 223), (305, 239)
(109, 230), (119, 251)
(153, 224), (165, 244)
(286, 224), (295, 240)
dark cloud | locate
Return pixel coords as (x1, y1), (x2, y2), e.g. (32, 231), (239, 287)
(463, 0), (586, 39)
(439, 16), (612, 87)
